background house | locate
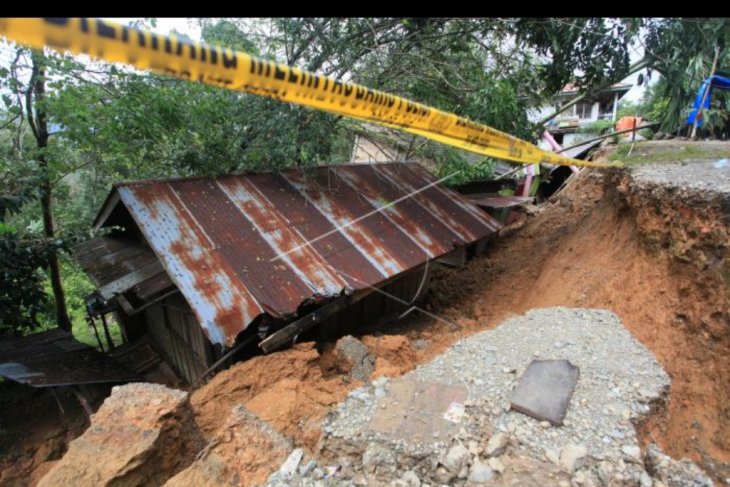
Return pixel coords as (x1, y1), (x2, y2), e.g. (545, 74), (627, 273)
(533, 82), (633, 151)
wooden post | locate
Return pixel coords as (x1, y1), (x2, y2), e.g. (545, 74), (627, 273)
(691, 45), (721, 139)
(632, 116), (637, 142)
(86, 315), (105, 353)
(99, 312), (115, 351)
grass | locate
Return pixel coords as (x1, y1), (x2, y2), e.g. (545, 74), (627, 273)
(607, 141), (730, 165)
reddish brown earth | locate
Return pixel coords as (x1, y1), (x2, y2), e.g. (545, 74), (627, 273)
(4, 162), (728, 485)
(190, 167), (728, 480)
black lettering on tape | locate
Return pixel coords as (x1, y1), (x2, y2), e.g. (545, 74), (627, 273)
(151, 34), (159, 50)
(96, 19), (116, 40)
(222, 50), (237, 69)
(209, 46), (218, 65)
(250, 58), (257, 74)
(164, 37), (172, 54)
(288, 69), (298, 84)
(80, 18), (90, 33)
(274, 65), (286, 80)
(137, 30), (146, 47)
(355, 87), (365, 100)
(44, 18), (70, 26)
(265, 60), (271, 77)
(121, 26), (129, 43)
(343, 84), (353, 97)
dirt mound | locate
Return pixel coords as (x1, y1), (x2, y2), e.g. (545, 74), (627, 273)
(37, 383), (204, 487)
(407, 167), (729, 481)
(165, 405), (292, 487)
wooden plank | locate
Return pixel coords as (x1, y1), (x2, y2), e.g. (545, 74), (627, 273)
(98, 260), (166, 300)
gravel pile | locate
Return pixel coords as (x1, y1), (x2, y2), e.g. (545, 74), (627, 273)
(264, 307), (714, 487)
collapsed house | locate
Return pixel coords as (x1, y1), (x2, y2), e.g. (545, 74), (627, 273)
(75, 162), (502, 384)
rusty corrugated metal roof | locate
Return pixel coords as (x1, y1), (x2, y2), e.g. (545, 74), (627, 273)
(0, 329), (141, 387)
(97, 162), (501, 347)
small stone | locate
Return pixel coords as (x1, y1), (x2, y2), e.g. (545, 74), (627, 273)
(352, 473), (368, 485)
(596, 461), (613, 485)
(573, 470), (588, 485)
(299, 460), (316, 476)
(441, 443), (469, 473)
(487, 457), (505, 474)
(468, 461), (494, 483)
(560, 443), (588, 471)
(621, 445), (642, 461)
(545, 448), (561, 465)
(434, 466), (454, 484)
(401, 470), (421, 487)
(540, 421), (551, 429)
(485, 432), (509, 457)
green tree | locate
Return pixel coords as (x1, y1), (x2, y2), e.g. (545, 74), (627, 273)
(642, 18), (730, 133)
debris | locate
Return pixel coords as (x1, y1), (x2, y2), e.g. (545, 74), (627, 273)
(443, 402), (466, 423)
(334, 335), (375, 382)
(441, 443), (469, 473)
(487, 456), (505, 474)
(510, 359), (580, 426)
(714, 158), (728, 168)
(560, 443), (588, 472)
(369, 379), (467, 443)
(468, 461), (494, 483)
(400, 470), (421, 487)
(168, 405), (292, 487)
(645, 443), (713, 487)
(485, 432), (509, 457)
(38, 383), (203, 487)
(276, 448), (304, 480)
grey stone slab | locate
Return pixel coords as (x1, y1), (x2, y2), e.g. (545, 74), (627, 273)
(369, 379), (467, 443)
(510, 359), (579, 426)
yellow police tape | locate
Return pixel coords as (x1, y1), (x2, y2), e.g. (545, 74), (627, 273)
(0, 18), (621, 168)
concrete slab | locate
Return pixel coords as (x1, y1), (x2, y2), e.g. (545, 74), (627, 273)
(510, 359), (579, 426)
(369, 379), (467, 443)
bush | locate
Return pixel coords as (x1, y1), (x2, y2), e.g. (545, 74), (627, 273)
(578, 120), (614, 136)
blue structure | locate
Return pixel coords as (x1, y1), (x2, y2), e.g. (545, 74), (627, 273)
(687, 74), (730, 127)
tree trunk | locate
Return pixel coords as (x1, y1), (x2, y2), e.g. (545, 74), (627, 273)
(28, 51), (72, 332)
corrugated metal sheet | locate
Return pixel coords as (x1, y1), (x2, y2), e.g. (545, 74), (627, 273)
(465, 195), (534, 209)
(74, 236), (175, 302)
(0, 329), (141, 387)
(98, 162), (501, 347)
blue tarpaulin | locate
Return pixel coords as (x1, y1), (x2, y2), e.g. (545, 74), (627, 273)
(687, 74), (730, 127)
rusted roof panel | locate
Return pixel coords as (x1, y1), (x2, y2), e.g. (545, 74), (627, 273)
(465, 195), (535, 209)
(74, 236), (175, 305)
(106, 163), (501, 347)
(0, 329), (141, 387)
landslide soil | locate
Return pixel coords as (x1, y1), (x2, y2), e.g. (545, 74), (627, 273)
(7, 158), (729, 486)
(194, 166), (729, 481)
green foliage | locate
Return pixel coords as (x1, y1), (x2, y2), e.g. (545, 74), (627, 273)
(578, 119), (614, 136)
(643, 18), (730, 134)
(514, 18), (640, 95)
(431, 146), (495, 186)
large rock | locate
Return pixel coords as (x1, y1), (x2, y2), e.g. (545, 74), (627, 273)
(334, 335), (375, 382)
(166, 405), (292, 487)
(38, 383), (204, 487)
